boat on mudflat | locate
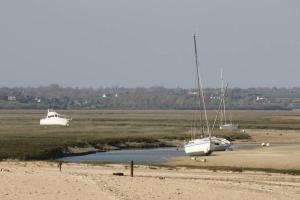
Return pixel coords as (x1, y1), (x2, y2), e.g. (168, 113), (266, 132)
(184, 35), (214, 157)
(40, 109), (71, 126)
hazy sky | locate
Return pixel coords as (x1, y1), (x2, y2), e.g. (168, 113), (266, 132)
(0, 0), (299, 88)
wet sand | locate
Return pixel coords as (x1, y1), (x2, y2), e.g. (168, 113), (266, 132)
(0, 161), (299, 200)
(169, 145), (300, 170)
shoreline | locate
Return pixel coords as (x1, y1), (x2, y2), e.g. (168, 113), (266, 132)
(50, 128), (300, 160)
(57, 139), (180, 159)
(0, 161), (299, 200)
(60, 144), (300, 176)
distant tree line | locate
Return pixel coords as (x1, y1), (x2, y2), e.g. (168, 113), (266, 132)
(0, 84), (299, 110)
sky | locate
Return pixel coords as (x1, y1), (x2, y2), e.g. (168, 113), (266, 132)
(0, 0), (299, 88)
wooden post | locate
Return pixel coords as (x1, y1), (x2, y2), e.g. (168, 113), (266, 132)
(58, 161), (63, 172)
(130, 160), (134, 177)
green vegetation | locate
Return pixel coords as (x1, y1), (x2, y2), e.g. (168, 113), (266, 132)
(0, 109), (300, 160)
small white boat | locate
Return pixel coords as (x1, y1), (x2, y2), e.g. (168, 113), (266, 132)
(40, 109), (71, 126)
(211, 136), (231, 151)
(218, 68), (239, 131)
(219, 123), (239, 130)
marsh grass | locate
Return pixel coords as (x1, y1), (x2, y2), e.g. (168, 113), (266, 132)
(0, 109), (299, 160)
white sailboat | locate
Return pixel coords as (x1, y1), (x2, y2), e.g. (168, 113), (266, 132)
(209, 76), (232, 151)
(219, 123), (238, 130)
(184, 35), (214, 156)
(40, 109), (71, 126)
(210, 136), (231, 151)
(219, 69), (239, 131)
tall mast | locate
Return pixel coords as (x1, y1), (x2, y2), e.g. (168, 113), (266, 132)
(193, 34), (210, 138)
(220, 68), (223, 125)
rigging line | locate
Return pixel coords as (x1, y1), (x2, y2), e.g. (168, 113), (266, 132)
(212, 83), (229, 133)
(220, 68), (224, 125)
(219, 87), (223, 126)
(226, 84), (233, 124)
(223, 89), (227, 124)
(193, 49), (203, 136)
(192, 36), (202, 137)
(194, 60), (201, 137)
(193, 34), (210, 138)
(191, 55), (199, 139)
(221, 68), (227, 124)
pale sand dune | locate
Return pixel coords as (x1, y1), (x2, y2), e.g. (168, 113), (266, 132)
(0, 161), (299, 200)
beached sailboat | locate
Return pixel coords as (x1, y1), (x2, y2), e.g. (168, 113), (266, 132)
(209, 77), (232, 151)
(219, 69), (238, 130)
(184, 35), (214, 156)
(40, 109), (71, 126)
(210, 136), (231, 151)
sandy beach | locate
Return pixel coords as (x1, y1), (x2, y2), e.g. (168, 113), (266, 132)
(169, 145), (300, 170)
(0, 161), (299, 200)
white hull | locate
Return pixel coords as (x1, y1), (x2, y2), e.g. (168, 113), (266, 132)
(40, 118), (70, 126)
(219, 123), (238, 130)
(184, 138), (214, 156)
(40, 109), (71, 126)
(211, 137), (231, 151)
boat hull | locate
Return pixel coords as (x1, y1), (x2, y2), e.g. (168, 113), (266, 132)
(219, 123), (238, 130)
(211, 137), (231, 151)
(40, 118), (69, 126)
(184, 138), (214, 156)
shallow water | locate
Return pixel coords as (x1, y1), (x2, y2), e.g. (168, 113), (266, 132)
(61, 147), (185, 164)
(61, 143), (289, 164)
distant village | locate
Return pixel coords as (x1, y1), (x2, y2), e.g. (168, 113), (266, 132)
(1, 84), (300, 110)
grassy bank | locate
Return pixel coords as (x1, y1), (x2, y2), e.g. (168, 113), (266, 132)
(1, 109), (300, 160)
